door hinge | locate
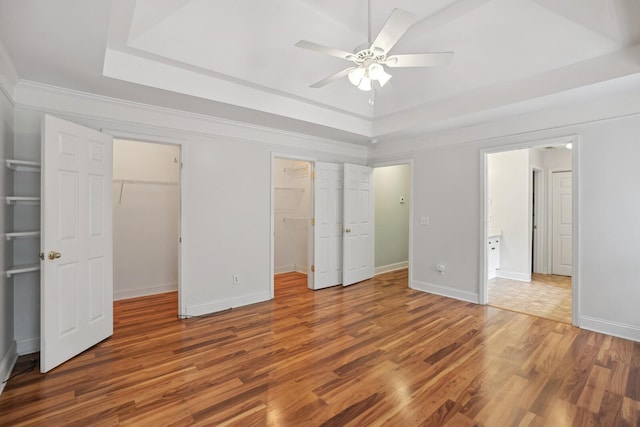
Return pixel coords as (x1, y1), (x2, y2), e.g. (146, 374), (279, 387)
(311, 218), (315, 226)
(39, 252), (44, 261)
(311, 265), (315, 272)
(311, 171), (316, 179)
(179, 237), (182, 243)
(180, 162), (184, 169)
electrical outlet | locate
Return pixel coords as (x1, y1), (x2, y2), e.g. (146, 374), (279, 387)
(421, 216), (430, 226)
(233, 274), (240, 285)
(436, 264), (446, 274)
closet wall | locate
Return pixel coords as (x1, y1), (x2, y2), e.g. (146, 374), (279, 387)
(273, 159), (310, 274)
(113, 139), (180, 300)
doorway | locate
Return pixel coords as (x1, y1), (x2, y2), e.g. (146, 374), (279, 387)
(373, 164), (411, 278)
(112, 139), (181, 312)
(483, 141), (576, 324)
(273, 158), (312, 298)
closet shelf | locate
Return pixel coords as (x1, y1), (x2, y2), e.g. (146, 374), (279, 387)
(6, 159), (41, 172)
(6, 264), (40, 278)
(5, 231), (40, 240)
(275, 187), (304, 192)
(6, 196), (41, 205)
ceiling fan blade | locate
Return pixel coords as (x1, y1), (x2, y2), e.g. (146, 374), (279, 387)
(371, 9), (417, 54)
(295, 40), (354, 60)
(385, 52), (454, 68)
(310, 67), (356, 88)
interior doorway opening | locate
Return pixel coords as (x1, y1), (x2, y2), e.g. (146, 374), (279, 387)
(373, 164), (411, 280)
(112, 139), (181, 312)
(484, 141), (575, 324)
(273, 158), (312, 298)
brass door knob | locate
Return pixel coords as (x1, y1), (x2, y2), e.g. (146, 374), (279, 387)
(48, 251), (62, 260)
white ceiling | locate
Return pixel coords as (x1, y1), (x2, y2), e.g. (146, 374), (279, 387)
(1, 0), (640, 145)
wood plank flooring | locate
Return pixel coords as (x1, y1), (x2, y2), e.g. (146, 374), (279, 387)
(2, 269), (640, 426)
(489, 274), (572, 324)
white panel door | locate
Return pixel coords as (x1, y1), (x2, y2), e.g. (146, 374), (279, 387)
(41, 115), (114, 373)
(552, 171), (572, 276)
(312, 162), (343, 289)
(343, 163), (374, 286)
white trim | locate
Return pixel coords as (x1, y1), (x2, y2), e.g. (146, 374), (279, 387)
(113, 284), (178, 301)
(571, 140), (581, 327)
(495, 270), (531, 282)
(14, 81), (368, 160)
(0, 39), (18, 103)
(375, 261), (408, 275)
(0, 341), (18, 396)
(183, 291), (271, 317)
(16, 338), (39, 356)
(411, 280), (479, 304)
(579, 316), (640, 343)
(274, 265), (296, 274)
(295, 264), (308, 274)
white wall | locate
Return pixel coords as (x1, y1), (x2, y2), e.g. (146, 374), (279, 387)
(372, 111), (640, 341)
(273, 158), (311, 274)
(0, 84), (16, 391)
(374, 165), (410, 273)
(488, 149), (531, 281)
(112, 139), (180, 299)
(9, 83), (367, 347)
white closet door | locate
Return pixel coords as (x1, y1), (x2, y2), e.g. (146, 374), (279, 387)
(312, 162), (343, 289)
(342, 163), (374, 286)
(41, 115), (113, 373)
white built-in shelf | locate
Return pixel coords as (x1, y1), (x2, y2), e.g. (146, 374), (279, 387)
(6, 264), (40, 278)
(275, 187), (304, 192)
(5, 231), (40, 241)
(6, 196), (40, 205)
(6, 159), (41, 173)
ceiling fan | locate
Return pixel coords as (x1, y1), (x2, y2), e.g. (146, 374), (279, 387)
(295, 3), (454, 91)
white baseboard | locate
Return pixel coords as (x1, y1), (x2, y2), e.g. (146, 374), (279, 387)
(16, 337), (39, 356)
(579, 315), (640, 343)
(0, 341), (18, 396)
(113, 283), (178, 301)
(183, 291), (271, 317)
(274, 265), (295, 274)
(496, 270), (531, 282)
(375, 261), (408, 275)
(411, 280), (479, 304)
(295, 264), (308, 274)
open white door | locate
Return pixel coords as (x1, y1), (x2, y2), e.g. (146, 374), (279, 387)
(41, 115), (114, 373)
(312, 162), (343, 289)
(343, 163), (374, 286)
(552, 171), (572, 276)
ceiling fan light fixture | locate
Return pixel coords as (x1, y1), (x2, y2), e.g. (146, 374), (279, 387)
(368, 63), (392, 87)
(348, 67), (366, 86)
(358, 76), (372, 91)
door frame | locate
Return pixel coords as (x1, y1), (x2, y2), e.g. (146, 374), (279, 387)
(270, 152), (316, 299)
(102, 129), (186, 315)
(371, 159), (414, 286)
(479, 136), (580, 326)
(531, 167), (545, 274)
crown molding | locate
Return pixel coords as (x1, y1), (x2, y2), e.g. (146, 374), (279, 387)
(0, 39), (18, 104)
(13, 80), (367, 160)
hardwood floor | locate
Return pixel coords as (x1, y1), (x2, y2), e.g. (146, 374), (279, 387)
(2, 269), (640, 426)
(489, 274), (572, 324)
